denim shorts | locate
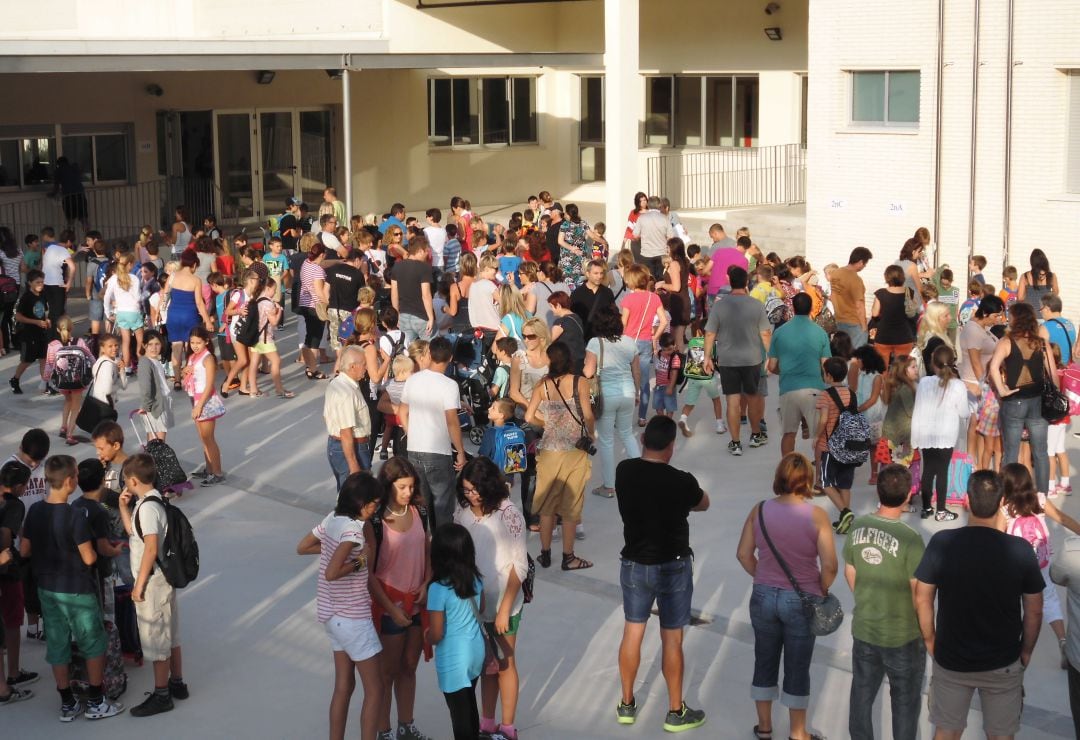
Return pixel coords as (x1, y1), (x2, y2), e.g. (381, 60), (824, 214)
(653, 385), (678, 413)
(620, 557), (694, 629)
(88, 298), (104, 322)
(380, 611), (421, 636)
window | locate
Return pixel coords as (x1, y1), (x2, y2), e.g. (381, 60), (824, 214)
(646, 75), (759, 148)
(0, 125), (131, 189)
(579, 75), (605, 181)
(851, 71), (920, 126)
(428, 76), (539, 147)
(1068, 72), (1080, 193)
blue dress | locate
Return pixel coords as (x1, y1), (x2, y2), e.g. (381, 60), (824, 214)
(166, 288), (200, 344)
(427, 578), (485, 693)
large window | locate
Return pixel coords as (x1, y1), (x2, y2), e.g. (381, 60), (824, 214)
(646, 75), (759, 148)
(428, 76), (538, 148)
(0, 125), (131, 189)
(1068, 72), (1080, 193)
(851, 71), (920, 126)
(579, 75), (605, 182)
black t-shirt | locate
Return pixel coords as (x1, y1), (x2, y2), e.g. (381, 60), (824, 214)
(914, 526), (1044, 672)
(22, 501), (95, 594)
(279, 213), (300, 252)
(546, 223), (561, 266)
(326, 263), (365, 311)
(615, 458), (703, 564)
(71, 497), (113, 579)
(288, 251), (308, 310)
(0, 493), (26, 580)
(570, 284), (615, 342)
(554, 314), (586, 374)
(16, 290), (49, 341)
(391, 259), (432, 320)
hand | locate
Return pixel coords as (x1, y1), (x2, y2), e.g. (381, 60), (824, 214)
(415, 583), (428, 606)
(425, 320), (433, 336)
(391, 606), (412, 628)
(703, 358), (715, 375)
(348, 461), (361, 475)
(1020, 650), (1032, 668)
(494, 608), (511, 635)
(924, 636), (935, 658)
(119, 490), (134, 507)
(132, 583), (146, 603)
(454, 450), (466, 471)
(191, 403), (203, 421)
(999, 386), (1019, 398)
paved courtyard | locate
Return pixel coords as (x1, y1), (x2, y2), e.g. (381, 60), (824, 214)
(1, 306), (1076, 739)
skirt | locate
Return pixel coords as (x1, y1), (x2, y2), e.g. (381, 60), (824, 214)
(191, 392), (226, 422)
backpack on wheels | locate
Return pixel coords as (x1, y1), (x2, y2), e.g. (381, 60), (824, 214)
(53, 344), (93, 391)
(129, 412), (189, 495)
(825, 387), (871, 466)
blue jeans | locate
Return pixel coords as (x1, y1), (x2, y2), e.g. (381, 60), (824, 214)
(597, 392), (640, 488)
(849, 637), (926, 740)
(620, 557), (693, 629)
(408, 450), (457, 528)
(326, 436), (373, 491)
(749, 584), (816, 709)
(1001, 394), (1050, 493)
(398, 313), (430, 344)
(635, 339), (654, 420)
(836, 321), (867, 348)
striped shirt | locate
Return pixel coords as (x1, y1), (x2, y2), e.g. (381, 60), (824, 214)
(0, 251), (21, 284)
(299, 259), (326, 308)
(314, 512), (371, 623)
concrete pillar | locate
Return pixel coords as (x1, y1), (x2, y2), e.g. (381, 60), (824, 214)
(604, 0), (639, 248)
(342, 68), (353, 217)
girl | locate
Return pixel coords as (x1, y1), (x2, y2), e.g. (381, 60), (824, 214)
(296, 472), (384, 740)
(103, 252), (144, 375)
(915, 302), (952, 377)
(495, 284), (528, 343)
(453, 458), (528, 740)
(910, 345), (969, 521)
(90, 333), (125, 410)
(220, 269), (260, 396)
(1001, 463), (1080, 670)
(880, 355), (918, 466)
(135, 330), (174, 442)
(426, 522), (486, 740)
(44, 316), (94, 445)
(849, 345), (887, 484)
(370, 458), (432, 740)
(1047, 343), (1071, 497)
(183, 326), (226, 486)
(245, 278), (294, 399)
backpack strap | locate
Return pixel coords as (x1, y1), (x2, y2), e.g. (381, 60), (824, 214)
(1050, 318), (1073, 362)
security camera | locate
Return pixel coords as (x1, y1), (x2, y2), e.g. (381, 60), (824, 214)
(145, 84), (164, 97)
(765, 2), (780, 14)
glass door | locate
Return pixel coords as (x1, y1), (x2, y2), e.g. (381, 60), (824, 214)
(299, 110), (332, 206)
(259, 111), (295, 216)
(214, 112), (256, 220)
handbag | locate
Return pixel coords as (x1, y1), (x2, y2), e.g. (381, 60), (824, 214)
(467, 591), (505, 676)
(587, 340), (604, 419)
(76, 363), (119, 434)
(315, 300), (329, 322)
(550, 376), (596, 455)
(903, 287), (919, 319)
(757, 502), (844, 636)
(1041, 344), (1070, 422)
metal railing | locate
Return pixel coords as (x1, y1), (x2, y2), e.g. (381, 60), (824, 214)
(646, 143), (806, 211)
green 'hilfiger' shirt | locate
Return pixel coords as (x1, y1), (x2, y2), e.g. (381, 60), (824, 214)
(842, 514), (926, 647)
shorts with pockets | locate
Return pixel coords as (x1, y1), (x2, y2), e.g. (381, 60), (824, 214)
(718, 364), (761, 396)
(88, 298), (105, 322)
(929, 658), (1025, 736)
(134, 570), (180, 662)
(682, 377), (720, 406)
(325, 615), (381, 662)
(620, 557), (694, 629)
(39, 589), (107, 665)
(779, 389), (820, 435)
(819, 450), (855, 490)
(653, 385), (678, 413)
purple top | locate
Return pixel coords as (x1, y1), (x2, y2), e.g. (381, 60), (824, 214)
(752, 499), (823, 597)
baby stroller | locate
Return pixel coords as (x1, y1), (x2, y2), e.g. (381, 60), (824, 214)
(447, 329), (497, 446)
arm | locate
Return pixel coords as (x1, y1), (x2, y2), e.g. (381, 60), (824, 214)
(631, 352), (641, 393)
(759, 329), (772, 354)
(365, 344), (389, 386)
(844, 562), (857, 592)
(870, 296), (881, 320)
(508, 356), (528, 408)
(339, 427), (361, 475)
(653, 305), (669, 343)
(194, 280), (212, 326)
(325, 540), (363, 582)
(390, 279), (400, 310)
(315, 277), (330, 305)
(1020, 591), (1043, 666)
(63, 256), (75, 291)
(577, 376), (596, 437)
(398, 403), (409, 434)
(915, 581), (937, 657)
(445, 409), (466, 471)
(524, 383), (544, 427)
(95, 536), (124, 559)
(137, 363), (154, 412)
(78, 540), (97, 567)
(735, 507), (758, 577)
(583, 349), (598, 378)
(550, 323), (564, 342)
(1044, 500), (1080, 536)
(427, 609), (446, 645)
(296, 531), (320, 555)
(703, 331), (717, 375)
(767, 357), (779, 375)
(523, 289), (537, 315)
(447, 282), (460, 317)
(815, 508), (838, 591)
(1017, 274), (1028, 303)
(133, 533), (158, 601)
(691, 489), (710, 512)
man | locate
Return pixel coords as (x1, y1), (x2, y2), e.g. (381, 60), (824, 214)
(767, 292), (831, 456)
(390, 236), (435, 343)
(614, 416), (709, 733)
(326, 249), (366, 369)
(844, 465), (926, 740)
(40, 227), (74, 323)
(379, 203), (408, 244)
(298, 202), (315, 234)
(323, 345), (373, 490)
(318, 213), (344, 257)
(914, 470), (1044, 740)
(705, 232), (749, 303)
(831, 247), (873, 347)
(570, 260), (615, 342)
(50, 157), (88, 231)
(399, 337), (467, 528)
(1040, 293), (1076, 361)
(545, 203), (563, 267)
(703, 267), (771, 456)
(707, 222), (735, 254)
(1050, 535), (1080, 736)
(423, 208), (447, 275)
(323, 186), (347, 228)
(279, 197), (302, 253)
(631, 196), (675, 280)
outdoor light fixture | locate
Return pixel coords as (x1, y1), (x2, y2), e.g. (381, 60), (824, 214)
(256, 70), (275, 85)
(764, 27), (782, 40)
(325, 69), (344, 80)
(145, 84), (164, 97)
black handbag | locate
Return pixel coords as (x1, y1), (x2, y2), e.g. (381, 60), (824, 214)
(1041, 346), (1070, 422)
(76, 363), (118, 434)
(550, 376), (596, 455)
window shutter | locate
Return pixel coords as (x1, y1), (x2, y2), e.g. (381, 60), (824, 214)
(1068, 72), (1080, 193)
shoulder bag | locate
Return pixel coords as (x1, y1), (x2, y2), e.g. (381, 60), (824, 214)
(550, 376), (596, 455)
(1040, 341), (1070, 422)
(587, 339), (604, 419)
(903, 287), (919, 319)
(756, 502), (844, 636)
(76, 362), (119, 434)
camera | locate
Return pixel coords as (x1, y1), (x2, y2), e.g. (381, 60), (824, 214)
(575, 435), (597, 456)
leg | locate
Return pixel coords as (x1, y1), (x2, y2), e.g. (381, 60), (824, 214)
(596, 393), (617, 489)
(747, 392), (765, 435)
(355, 654), (383, 740)
(618, 621), (647, 705)
(882, 639), (926, 740)
(777, 589), (815, 739)
(999, 398), (1024, 465)
(636, 340), (653, 422)
(1025, 407), (1050, 493)
(197, 419), (222, 475)
(538, 514), (556, 551)
(749, 586), (782, 734)
(614, 394), (641, 461)
(726, 393), (743, 443)
(120, 328), (132, 371)
(395, 625), (424, 726)
(329, 651), (356, 740)
(1068, 662), (1080, 740)
(268, 352), (286, 394)
(378, 630), (405, 733)
(849, 638), (886, 740)
(493, 632), (519, 728)
(443, 682), (480, 740)
(659, 627), (686, 712)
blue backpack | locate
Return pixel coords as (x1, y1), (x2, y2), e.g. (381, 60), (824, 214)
(492, 424), (528, 475)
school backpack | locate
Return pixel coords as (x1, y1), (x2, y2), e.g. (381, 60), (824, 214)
(267, 212), (287, 239)
(764, 294), (790, 326)
(234, 296), (270, 347)
(1007, 513), (1051, 569)
(492, 424), (528, 475)
(135, 497), (200, 588)
(942, 450), (973, 508)
(53, 343), (93, 391)
(70, 620), (126, 700)
(682, 335), (713, 381)
(338, 309), (359, 344)
(384, 332), (407, 379)
(825, 387), (871, 466)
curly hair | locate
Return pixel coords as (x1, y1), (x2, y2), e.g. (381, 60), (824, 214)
(1007, 301), (1041, 344)
(455, 457), (509, 516)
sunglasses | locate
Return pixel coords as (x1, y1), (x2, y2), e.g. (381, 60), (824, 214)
(523, 333), (539, 340)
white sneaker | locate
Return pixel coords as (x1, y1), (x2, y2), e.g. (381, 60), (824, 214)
(716, 419), (728, 435)
(86, 698), (125, 720)
(678, 417), (694, 438)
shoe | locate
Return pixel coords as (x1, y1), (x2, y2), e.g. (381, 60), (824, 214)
(663, 702), (706, 732)
(1063, 485), (1073, 496)
(868, 473), (878, 485)
(728, 440), (743, 456)
(0, 687), (32, 705)
(616, 699), (638, 725)
(59, 699), (83, 722)
(759, 419), (768, 434)
(715, 419), (727, 435)
(740, 415), (748, 425)
(920, 508), (934, 519)
(749, 432), (768, 448)
(168, 678), (189, 700)
(537, 549), (551, 568)
(130, 691), (174, 717)
(591, 485), (615, 498)
(85, 697), (124, 719)
(638, 417), (646, 428)
(576, 525), (586, 541)
(201, 473), (226, 487)
(378, 731), (395, 740)
(190, 466), (209, 479)
(1048, 488), (1060, 500)
(8, 378), (21, 394)
(26, 628), (45, 641)
(934, 510), (958, 522)
(379, 447), (389, 461)
(7, 670), (39, 687)
(678, 417), (693, 437)
(398, 721), (432, 740)
(835, 510), (855, 535)
(44, 387), (59, 396)
(65, 436), (79, 446)
(831, 520), (841, 533)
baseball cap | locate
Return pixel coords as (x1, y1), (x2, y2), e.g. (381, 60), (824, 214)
(286, 196), (302, 207)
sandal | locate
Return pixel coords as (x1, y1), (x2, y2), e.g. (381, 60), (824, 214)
(561, 552), (593, 571)
(65, 436), (79, 446)
(537, 549), (551, 569)
(173, 380), (182, 391)
(250, 390), (266, 398)
(754, 726), (773, 740)
(306, 370), (329, 380)
(277, 390), (295, 399)
(58, 427), (67, 438)
(528, 522), (540, 533)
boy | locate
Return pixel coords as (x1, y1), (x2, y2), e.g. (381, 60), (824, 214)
(7, 428), (50, 641)
(653, 334), (682, 419)
(999, 266), (1019, 307)
(423, 208), (447, 275)
(478, 398), (521, 467)
(203, 215), (220, 241)
(957, 280), (983, 327)
(262, 236), (291, 328)
(750, 264), (781, 305)
(490, 337), (518, 399)
(20, 455), (123, 721)
(969, 254), (987, 285)
(73, 460), (124, 620)
(0, 461), (36, 690)
(442, 223), (461, 278)
(209, 272), (236, 373)
(590, 222), (609, 261)
(934, 268), (961, 343)
(91, 421), (130, 495)
(498, 240), (523, 287)
(118, 454), (187, 717)
(9, 269), (50, 395)
(816, 357), (858, 534)
(677, 324), (726, 437)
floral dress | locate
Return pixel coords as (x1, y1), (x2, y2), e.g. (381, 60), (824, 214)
(558, 220), (590, 289)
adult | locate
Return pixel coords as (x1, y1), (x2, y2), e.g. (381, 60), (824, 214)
(894, 238), (933, 314)
(380, 203), (408, 244)
(654, 238), (691, 350)
(915, 302), (952, 377)
(1049, 536), (1080, 737)
(631, 196), (675, 280)
(318, 213), (344, 257)
(544, 204), (563, 269)
(167, 205), (193, 259)
(530, 262), (570, 330)
(323, 186), (348, 228)
(620, 264), (668, 425)
(569, 260), (615, 343)
(1018, 248), (1059, 309)
(324, 345), (374, 489)
(383, 224), (407, 265)
(400, 337), (467, 528)
(614, 417), (709, 731)
(279, 197), (302, 252)
(508, 318), (551, 528)
(516, 261), (540, 316)
(468, 255), (501, 336)
(525, 341), (595, 571)
(391, 236), (435, 344)
(736, 453), (837, 740)
(1040, 293), (1076, 362)
(298, 242), (331, 381)
(163, 250), (213, 388)
(989, 301), (1057, 494)
(622, 191), (648, 259)
(557, 203), (598, 288)
(707, 222), (735, 254)
(830, 247), (872, 348)
(609, 249), (633, 306)
(869, 264), (916, 367)
(703, 267), (771, 456)
(448, 252), (476, 334)
(958, 296), (1005, 451)
(547, 293), (585, 375)
(914, 470), (1044, 740)
(843, 465), (926, 740)
(705, 231), (749, 303)
(767, 293), (831, 457)
(40, 228), (74, 324)
(326, 248), (366, 370)
(50, 156), (88, 231)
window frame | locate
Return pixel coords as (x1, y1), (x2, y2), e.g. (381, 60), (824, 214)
(643, 74), (760, 149)
(848, 70), (921, 128)
(426, 75), (540, 149)
(577, 74), (605, 182)
(0, 123), (132, 191)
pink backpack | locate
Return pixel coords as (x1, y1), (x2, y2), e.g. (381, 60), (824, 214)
(1007, 514), (1051, 569)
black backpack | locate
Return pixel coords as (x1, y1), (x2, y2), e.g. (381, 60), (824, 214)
(134, 497), (200, 588)
(234, 296), (270, 347)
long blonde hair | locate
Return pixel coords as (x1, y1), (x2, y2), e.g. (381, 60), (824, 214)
(917, 302), (952, 350)
(499, 284), (527, 320)
(115, 253), (134, 292)
(522, 317), (550, 351)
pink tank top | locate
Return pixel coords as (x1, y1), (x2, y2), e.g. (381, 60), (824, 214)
(752, 499), (823, 597)
(374, 506), (427, 597)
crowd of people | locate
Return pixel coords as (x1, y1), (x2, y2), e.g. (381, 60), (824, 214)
(1, 189), (1080, 739)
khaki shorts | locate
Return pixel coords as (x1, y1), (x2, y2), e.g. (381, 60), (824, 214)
(779, 388), (820, 435)
(533, 449), (592, 522)
(929, 658), (1025, 736)
(134, 570), (180, 662)
(327, 308), (351, 351)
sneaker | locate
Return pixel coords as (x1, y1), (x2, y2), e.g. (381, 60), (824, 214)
(398, 722), (432, 740)
(44, 387), (59, 396)
(1048, 488), (1060, 500)
(85, 697), (124, 720)
(1063, 485), (1074, 496)
(663, 702), (706, 732)
(26, 628), (45, 641)
(7, 669), (39, 687)
(759, 419), (768, 434)
(201, 473), (226, 487)
(678, 417), (693, 437)
(59, 699), (83, 722)
(920, 508), (934, 519)
(378, 732), (395, 740)
(835, 510), (855, 535)
(130, 691), (174, 717)
(715, 419), (727, 435)
(190, 466), (209, 479)
(0, 687), (33, 705)
(749, 432), (768, 448)
(831, 520), (841, 533)
(934, 510), (959, 522)
(616, 699), (638, 725)
(8, 378), (21, 395)
(728, 440), (743, 456)
(168, 678), (189, 700)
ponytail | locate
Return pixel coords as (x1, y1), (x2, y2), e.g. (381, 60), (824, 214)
(930, 344), (958, 389)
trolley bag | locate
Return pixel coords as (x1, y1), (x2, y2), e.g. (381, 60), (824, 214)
(129, 411), (189, 494)
(113, 585), (143, 665)
(70, 621), (127, 699)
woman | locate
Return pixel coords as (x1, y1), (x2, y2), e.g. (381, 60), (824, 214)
(620, 264), (668, 426)
(447, 252), (476, 335)
(530, 262), (570, 330)
(508, 318), (551, 529)
(735, 453), (836, 740)
(44, 316), (94, 445)
(557, 204), (598, 289)
(183, 326), (226, 486)
(911, 345), (969, 521)
(1018, 248), (1059, 309)
(521, 231), (550, 265)
(525, 341), (595, 571)
(453, 458), (529, 740)
(584, 304), (641, 498)
(495, 284), (528, 342)
(654, 238), (691, 350)
(370, 458), (432, 740)
(167, 205), (193, 258)
(103, 251), (144, 375)
(870, 264), (915, 366)
(0, 227), (20, 356)
(517, 261), (539, 316)
(547, 292), (585, 375)
(893, 238), (932, 325)
(958, 295), (1005, 456)
(350, 308), (393, 423)
(193, 236), (216, 282)
(135, 330), (174, 442)
(989, 301), (1058, 495)
(915, 301), (952, 377)
(609, 249), (634, 305)
(622, 191), (648, 257)
(385, 226), (407, 265)
(299, 242), (331, 380)
(450, 195), (472, 254)
(163, 250), (213, 390)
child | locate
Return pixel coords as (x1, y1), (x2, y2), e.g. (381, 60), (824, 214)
(652, 334), (682, 419)
(90, 334), (125, 410)
(45, 315), (95, 445)
(358, 286), (376, 313)
(590, 222), (609, 261)
(750, 265), (780, 305)
(209, 272), (236, 376)
(1048, 343), (1072, 497)
(9, 269), (49, 395)
(92, 421), (130, 495)
(478, 398), (520, 463)
(969, 254), (987, 285)
(677, 321), (725, 437)
(262, 236), (291, 311)
(20, 455), (123, 721)
(0, 461), (35, 692)
(881, 355), (918, 466)
(999, 266), (1019, 308)
(910, 345), (969, 522)
(957, 280), (983, 327)
(407, 339), (431, 372)
(498, 241), (522, 288)
(295, 472), (384, 740)
(220, 269), (260, 396)
(117, 454), (187, 717)
(426, 522), (486, 740)
(183, 327), (226, 486)
(137, 330), (175, 442)
(490, 338), (518, 399)
(246, 278), (294, 399)
(934, 268), (961, 343)
(816, 357), (859, 532)
(850, 346), (886, 484)
(73, 459), (124, 621)
(379, 354), (415, 461)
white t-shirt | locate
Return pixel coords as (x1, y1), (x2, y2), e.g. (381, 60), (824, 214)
(367, 249), (388, 279)
(468, 279), (501, 330)
(423, 226), (447, 268)
(42, 244), (70, 286)
(320, 231), (343, 256)
(130, 492), (168, 576)
(401, 369), (459, 454)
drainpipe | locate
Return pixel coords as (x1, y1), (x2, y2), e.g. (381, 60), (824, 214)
(966, 0), (981, 266)
(342, 55), (353, 217)
(1002, 0), (1015, 271)
(932, 0), (945, 268)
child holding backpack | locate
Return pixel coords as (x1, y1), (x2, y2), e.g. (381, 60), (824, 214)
(910, 344), (969, 522)
(45, 316), (95, 445)
(652, 333), (682, 419)
(815, 356), (863, 534)
(677, 320), (726, 437)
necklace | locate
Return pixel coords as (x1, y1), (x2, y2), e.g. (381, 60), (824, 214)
(385, 504), (409, 518)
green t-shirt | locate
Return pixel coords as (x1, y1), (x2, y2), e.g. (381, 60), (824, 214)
(842, 514), (926, 647)
(767, 315), (831, 395)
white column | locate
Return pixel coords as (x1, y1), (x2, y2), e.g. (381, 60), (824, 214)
(604, 0), (639, 250)
(342, 68), (353, 216)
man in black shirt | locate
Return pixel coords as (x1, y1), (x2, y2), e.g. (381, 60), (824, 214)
(570, 260), (615, 342)
(915, 469), (1044, 739)
(614, 416), (709, 731)
(326, 249), (366, 369)
(545, 203), (563, 266)
(279, 197), (302, 253)
(390, 236), (435, 343)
